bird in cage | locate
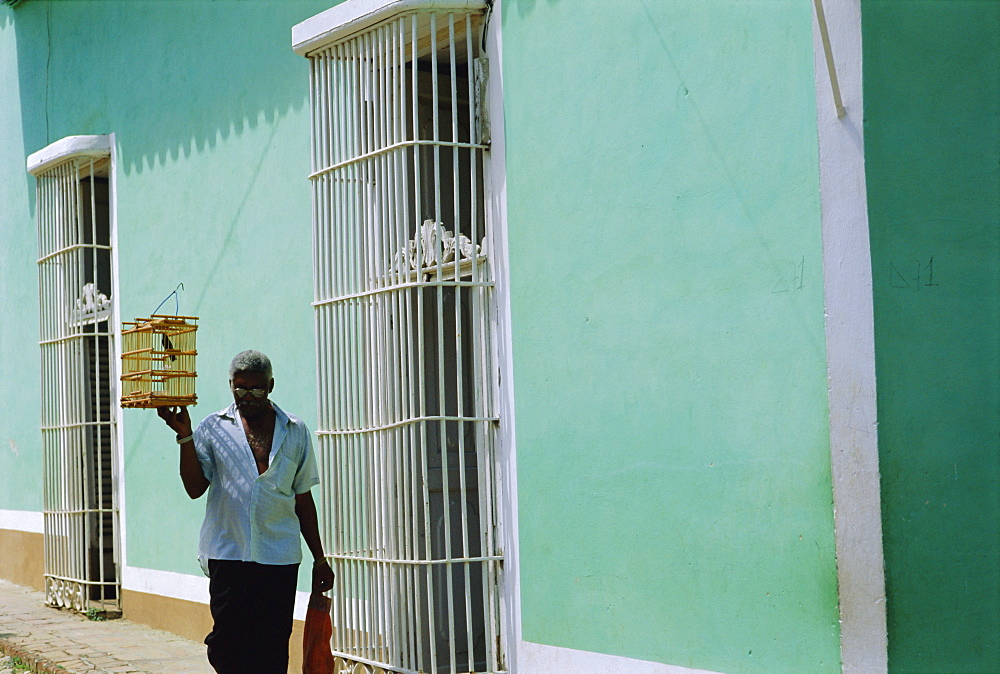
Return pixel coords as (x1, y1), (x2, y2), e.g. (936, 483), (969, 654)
(161, 332), (177, 362)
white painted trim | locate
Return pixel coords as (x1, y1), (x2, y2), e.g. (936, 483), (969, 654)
(522, 642), (723, 674)
(121, 566), (312, 621)
(481, 3), (521, 671)
(0, 509), (44, 534)
(292, 589), (311, 621)
(812, 2), (888, 673)
(26, 134), (111, 176)
(108, 134), (128, 579)
(292, 0), (487, 55)
(122, 565), (210, 604)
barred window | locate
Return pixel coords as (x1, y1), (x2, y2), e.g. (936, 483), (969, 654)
(295, 1), (505, 672)
(29, 135), (120, 616)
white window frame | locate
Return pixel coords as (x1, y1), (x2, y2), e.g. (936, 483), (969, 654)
(295, 2), (509, 672)
(28, 134), (122, 616)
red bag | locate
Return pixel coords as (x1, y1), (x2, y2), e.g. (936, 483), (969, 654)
(302, 592), (335, 673)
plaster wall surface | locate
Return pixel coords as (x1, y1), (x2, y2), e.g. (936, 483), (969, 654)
(500, 1), (840, 672)
(862, 1), (1000, 670)
(0, 7), (44, 517)
(0, 0), (333, 594)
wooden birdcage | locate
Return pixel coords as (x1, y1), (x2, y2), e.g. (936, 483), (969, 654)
(120, 315), (198, 408)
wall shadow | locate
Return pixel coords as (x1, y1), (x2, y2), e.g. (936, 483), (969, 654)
(13, 0), (335, 182)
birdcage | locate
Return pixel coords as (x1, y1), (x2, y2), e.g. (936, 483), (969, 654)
(120, 315), (198, 408)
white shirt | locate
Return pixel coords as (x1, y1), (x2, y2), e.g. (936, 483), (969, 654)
(193, 401), (319, 568)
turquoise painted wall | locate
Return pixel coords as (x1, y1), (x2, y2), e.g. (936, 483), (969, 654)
(863, 1), (1000, 671)
(0, 6), (44, 515)
(1, 0), (331, 587)
(501, 1), (840, 672)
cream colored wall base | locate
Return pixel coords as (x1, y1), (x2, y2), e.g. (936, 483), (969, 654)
(0, 528), (44, 591)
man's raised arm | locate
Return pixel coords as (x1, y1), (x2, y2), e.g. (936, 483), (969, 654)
(157, 406), (209, 499)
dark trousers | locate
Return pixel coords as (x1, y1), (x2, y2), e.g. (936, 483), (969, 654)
(206, 559), (299, 674)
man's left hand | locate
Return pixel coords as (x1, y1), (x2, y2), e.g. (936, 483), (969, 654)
(312, 559), (334, 593)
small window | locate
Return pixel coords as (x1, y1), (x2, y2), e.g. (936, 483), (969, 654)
(29, 135), (121, 616)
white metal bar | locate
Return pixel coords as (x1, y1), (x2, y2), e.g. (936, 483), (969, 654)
(381, 25), (405, 663)
(36, 242), (112, 265)
(360, 31), (377, 626)
(384, 22), (403, 660)
(75, 165), (88, 603)
(370, 24), (388, 658)
(403, 19), (423, 664)
(331, 41), (350, 651)
(309, 139), (487, 180)
(343, 33), (360, 655)
(441, 16), (476, 665)
(316, 414), (498, 435)
(87, 160), (103, 608)
(314, 274), (493, 306)
(387, 22), (415, 661)
(39, 332), (115, 346)
(40, 421), (115, 431)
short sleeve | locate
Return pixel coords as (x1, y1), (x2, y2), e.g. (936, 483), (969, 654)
(193, 418), (215, 484)
(291, 422), (320, 494)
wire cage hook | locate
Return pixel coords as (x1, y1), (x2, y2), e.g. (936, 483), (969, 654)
(151, 282), (185, 316)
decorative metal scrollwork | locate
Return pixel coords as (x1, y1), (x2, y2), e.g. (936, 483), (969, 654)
(73, 282), (112, 324)
(394, 219), (484, 276)
(332, 657), (389, 674)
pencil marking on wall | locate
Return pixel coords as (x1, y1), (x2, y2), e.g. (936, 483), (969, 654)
(772, 257), (806, 293)
(890, 257), (938, 290)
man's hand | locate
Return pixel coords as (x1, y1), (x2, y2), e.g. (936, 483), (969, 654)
(157, 406), (193, 438)
(312, 559), (334, 594)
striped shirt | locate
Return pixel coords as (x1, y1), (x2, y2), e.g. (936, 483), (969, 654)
(193, 401), (319, 569)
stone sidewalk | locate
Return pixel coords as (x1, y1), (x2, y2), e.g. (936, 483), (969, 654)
(0, 579), (212, 674)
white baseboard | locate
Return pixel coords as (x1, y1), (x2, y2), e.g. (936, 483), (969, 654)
(0, 509), (44, 533)
(122, 565), (311, 620)
(521, 642), (722, 674)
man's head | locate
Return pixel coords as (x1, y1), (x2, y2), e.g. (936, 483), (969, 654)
(229, 350), (274, 418)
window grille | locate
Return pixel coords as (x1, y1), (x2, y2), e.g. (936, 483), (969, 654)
(303, 4), (504, 672)
(30, 139), (121, 616)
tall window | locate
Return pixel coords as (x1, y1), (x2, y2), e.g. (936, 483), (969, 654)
(298, 2), (503, 672)
(30, 136), (120, 616)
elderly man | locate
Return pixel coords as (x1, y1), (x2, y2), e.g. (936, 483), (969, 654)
(158, 350), (334, 674)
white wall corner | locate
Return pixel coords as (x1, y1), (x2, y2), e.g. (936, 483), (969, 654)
(812, 1), (888, 673)
(480, 2), (522, 671)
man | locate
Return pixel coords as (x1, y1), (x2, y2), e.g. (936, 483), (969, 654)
(158, 350), (335, 674)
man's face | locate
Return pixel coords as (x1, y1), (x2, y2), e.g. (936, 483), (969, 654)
(230, 370), (273, 419)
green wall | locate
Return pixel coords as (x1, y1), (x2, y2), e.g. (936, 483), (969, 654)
(2, 0), (331, 585)
(501, 1), (840, 672)
(0, 6), (44, 515)
(863, 1), (1000, 671)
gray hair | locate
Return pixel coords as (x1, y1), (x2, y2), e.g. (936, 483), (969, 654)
(229, 350), (273, 380)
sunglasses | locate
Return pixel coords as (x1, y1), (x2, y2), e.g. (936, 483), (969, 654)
(232, 387), (268, 399)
